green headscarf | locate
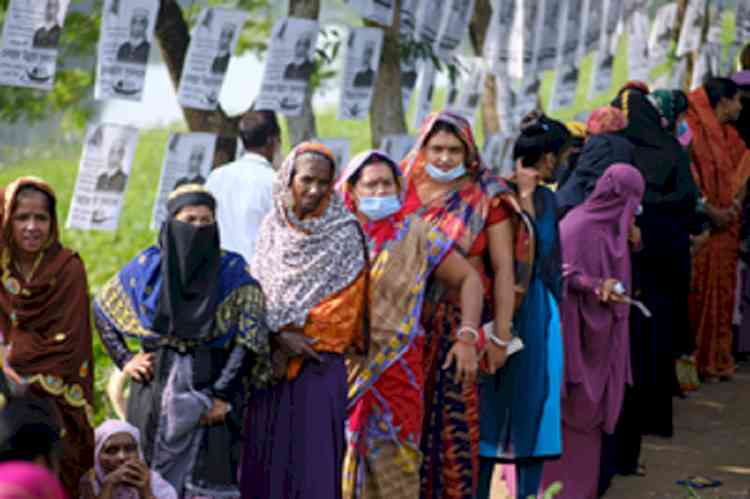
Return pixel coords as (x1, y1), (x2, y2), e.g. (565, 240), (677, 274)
(650, 89), (689, 133)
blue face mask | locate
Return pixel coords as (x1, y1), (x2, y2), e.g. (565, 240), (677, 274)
(358, 195), (401, 221)
(425, 162), (466, 183)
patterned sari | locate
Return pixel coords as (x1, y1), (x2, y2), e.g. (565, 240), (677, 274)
(337, 151), (454, 499)
(400, 111), (533, 499)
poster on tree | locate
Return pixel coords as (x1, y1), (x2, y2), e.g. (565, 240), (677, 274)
(338, 27), (384, 120)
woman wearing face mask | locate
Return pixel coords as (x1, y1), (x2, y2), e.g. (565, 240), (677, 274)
(94, 183), (272, 498)
(336, 150), (485, 499)
(0, 177), (94, 496)
(476, 114), (569, 499)
(400, 111), (534, 499)
(540, 164), (645, 499)
(80, 420), (177, 499)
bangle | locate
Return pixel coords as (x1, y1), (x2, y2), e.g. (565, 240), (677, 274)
(488, 332), (511, 347)
(456, 326), (479, 343)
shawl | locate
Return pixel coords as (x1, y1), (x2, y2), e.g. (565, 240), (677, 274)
(686, 86), (750, 206)
(586, 106), (627, 135)
(0, 177), (94, 414)
(613, 88), (698, 205)
(559, 163), (645, 432)
(92, 420), (177, 499)
(152, 185), (221, 340)
(0, 461), (66, 499)
(250, 142), (367, 332)
(336, 149), (406, 257)
(650, 89), (689, 132)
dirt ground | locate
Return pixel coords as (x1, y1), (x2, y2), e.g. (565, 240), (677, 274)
(492, 363), (750, 498)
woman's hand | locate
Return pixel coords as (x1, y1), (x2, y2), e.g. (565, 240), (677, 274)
(515, 163), (540, 200)
(483, 343), (508, 374)
(103, 459), (150, 493)
(277, 332), (322, 362)
(444, 340), (478, 385)
(123, 352), (154, 383)
(597, 278), (626, 303)
(200, 398), (231, 426)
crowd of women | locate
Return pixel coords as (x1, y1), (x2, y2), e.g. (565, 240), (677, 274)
(0, 52), (749, 499)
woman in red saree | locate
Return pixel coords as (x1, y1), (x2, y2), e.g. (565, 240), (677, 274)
(0, 177), (95, 496)
(687, 78), (750, 380)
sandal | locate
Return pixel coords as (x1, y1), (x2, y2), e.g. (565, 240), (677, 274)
(676, 475), (722, 489)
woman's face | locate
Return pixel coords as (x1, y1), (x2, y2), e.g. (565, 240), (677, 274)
(12, 191), (52, 255)
(424, 130), (466, 171)
(291, 155), (333, 216)
(537, 151), (562, 182)
(175, 204), (215, 226)
(99, 432), (139, 474)
(353, 162), (398, 201)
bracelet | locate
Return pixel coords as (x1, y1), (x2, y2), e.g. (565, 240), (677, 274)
(488, 332), (512, 348)
(455, 326), (479, 344)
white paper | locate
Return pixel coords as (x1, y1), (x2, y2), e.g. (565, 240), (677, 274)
(588, 0), (621, 98)
(445, 57), (485, 126)
(400, 0), (421, 40)
(706, 0), (726, 45)
(549, 0), (583, 110)
(495, 76), (518, 133)
(550, 63), (580, 111)
(359, 0), (395, 27)
(482, 132), (516, 178)
(516, 76), (540, 121)
(412, 59), (437, 130)
(255, 17), (319, 117)
(671, 56), (688, 88)
(690, 44), (721, 90)
(0, 0), (71, 90)
(314, 138), (350, 173)
(338, 27), (384, 120)
(66, 123), (139, 232)
(177, 7), (248, 111)
(434, 0), (476, 56)
(648, 2), (677, 69)
(150, 132), (217, 230)
(415, 0), (449, 46)
(676, 0), (706, 57)
(509, 0), (542, 79)
(483, 0), (516, 75)
(400, 56), (420, 110)
(737, 1), (750, 42)
(537, 0), (562, 71)
(627, 6), (651, 82)
(380, 134), (416, 163)
(579, 0), (604, 57)
(95, 0), (158, 102)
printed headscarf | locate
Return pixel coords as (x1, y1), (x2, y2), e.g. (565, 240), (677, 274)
(586, 106), (628, 135)
(251, 142), (367, 331)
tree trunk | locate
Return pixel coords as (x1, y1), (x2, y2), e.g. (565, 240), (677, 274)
(154, 0), (239, 166)
(368, 0), (407, 147)
(469, 0), (500, 135)
(287, 0), (320, 146)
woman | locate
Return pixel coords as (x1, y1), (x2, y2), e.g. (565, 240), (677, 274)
(0, 461), (66, 499)
(80, 420), (177, 499)
(400, 111), (532, 499)
(241, 143), (369, 499)
(94, 183), (272, 497)
(337, 150), (487, 498)
(477, 115), (569, 499)
(0, 177), (94, 496)
(541, 164), (645, 498)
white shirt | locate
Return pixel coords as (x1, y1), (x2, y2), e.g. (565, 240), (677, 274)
(206, 152), (276, 263)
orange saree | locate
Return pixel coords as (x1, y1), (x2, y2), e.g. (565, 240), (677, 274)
(687, 87), (750, 378)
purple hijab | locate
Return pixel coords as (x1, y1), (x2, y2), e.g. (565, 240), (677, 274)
(558, 163), (645, 433)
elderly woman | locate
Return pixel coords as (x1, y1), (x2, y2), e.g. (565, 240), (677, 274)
(541, 164), (645, 499)
(400, 111), (532, 499)
(336, 150), (486, 499)
(0, 177), (94, 496)
(80, 420), (177, 499)
(94, 184), (272, 497)
(241, 143), (369, 499)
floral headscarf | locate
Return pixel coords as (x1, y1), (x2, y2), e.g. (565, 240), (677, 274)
(251, 142), (367, 331)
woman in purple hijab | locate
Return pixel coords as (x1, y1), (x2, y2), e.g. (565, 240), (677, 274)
(541, 164), (645, 498)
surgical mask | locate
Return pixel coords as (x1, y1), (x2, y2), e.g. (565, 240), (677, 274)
(425, 162), (466, 183)
(358, 195), (401, 221)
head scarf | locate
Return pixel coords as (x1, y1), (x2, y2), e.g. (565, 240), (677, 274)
(558, 163), (644, 432)
(565, 121), (587, 139)
(586, 106), (627, 135)
(251, 142), (367, 331)
(336, 149), (404, 256)
(0, 176), (93, 407)
(650, 89), (689, 132)
(733, 70), (750, 88)
(151, 184), (221, 340)
(93, 420), (176, 499)
(620, 80), (650, 94)
(0, 461), (66, 499)
(557, 122), (588, 186)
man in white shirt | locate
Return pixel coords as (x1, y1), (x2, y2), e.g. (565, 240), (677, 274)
(206, 110), (281, 262)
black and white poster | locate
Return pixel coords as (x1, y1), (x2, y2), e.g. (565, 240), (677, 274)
(445, 57), (485, 126)
(676, 0), (706, 57)
(412, 59), (437, 130)
(66, 123), (139, 232)
(627, 3), (651, 82)
(315, 138), (351, 173)
(359, 0), (396, 27)
(0, 0), (71, 90)
(435, 0), (476, 56)
(255, 17), (319, 117)
(177, 7), (248, 111)
(415, 0), (449, 46)
(737, 0), (750, 42)
(380, 134), (416, 163)
(151, 132), (217, 229)
(400, 0), (421, 40)
(588, 0), (621, 98)
(537, 0), (562, 71)
(483, 0), (516, 75)
(338, 27), (384, 120)
(549, 0), (583, 110)
(648, 2), (677, 69)
(579, 0), (604, 56)
(483, 132), (516, 178)
(509, 0), (542, 79)
(95, 0), (158, 102)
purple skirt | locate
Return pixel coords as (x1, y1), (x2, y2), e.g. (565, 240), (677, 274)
(240, 353), (346, 499)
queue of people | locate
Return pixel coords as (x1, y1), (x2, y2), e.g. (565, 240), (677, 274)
(0, 68), (748, 499)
